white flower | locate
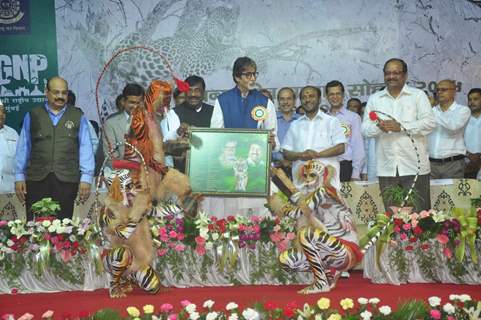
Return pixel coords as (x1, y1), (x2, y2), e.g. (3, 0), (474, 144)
(226, 302), (238, 311)
(62, 218), (71, 225)
(449, 294), (459, 301)
(69, 235), (76, 242)
(223, 232), (230, 238)
(379, 306), (392, 315)
(203, 300), (215, 309)
(185, 304), (197, 313)
(200, 229), (209, 238)
(459, 294), (471, 302)
(314, 315), (323, 320)
(357, 297), (368, 305)
(360, 310), (372, 320)
(242, 308), (259, 320)
(56, 226), (66, 234)
(428, 296), (441, 307)
(206, 312), (218, 320)
(205, 242), (214, 250)
(228, 314), (238, 320)
(369, 298), (380, 304)
(48, 225), (56, 233)
(42, 220), (51, 227)
(6, 239), (14, 247)
(189, 312), (200, 320)
(212, 233), (219, 241)
(443, 303), (455, 314)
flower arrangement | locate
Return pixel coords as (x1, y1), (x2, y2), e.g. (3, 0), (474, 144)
(3, 295), (481, 320)
(0, 217), (102, 288)
(362, 204), (481, 282)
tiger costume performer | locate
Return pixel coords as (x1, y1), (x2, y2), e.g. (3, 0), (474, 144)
(268, 159), (363, 294)
(100, 80), (194, 298)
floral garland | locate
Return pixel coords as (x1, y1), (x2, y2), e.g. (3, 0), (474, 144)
(3, 294), (480, 320)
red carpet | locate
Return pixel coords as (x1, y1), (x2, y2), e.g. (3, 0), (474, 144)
(2, 271), (481, 318)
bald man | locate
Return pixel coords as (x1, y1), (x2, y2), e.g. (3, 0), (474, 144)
(15, 76), (95, 220)
(428, 79), (470, 179)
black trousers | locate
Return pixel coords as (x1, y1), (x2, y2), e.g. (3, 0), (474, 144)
(26, 173), (79, 221)
(339, 160), (353, 182)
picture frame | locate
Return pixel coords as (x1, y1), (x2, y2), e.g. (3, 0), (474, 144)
(186, 128), (271, 197)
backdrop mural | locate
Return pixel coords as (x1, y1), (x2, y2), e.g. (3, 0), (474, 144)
(1, 0), (481, 128)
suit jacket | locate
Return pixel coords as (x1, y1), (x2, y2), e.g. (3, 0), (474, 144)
(103, 111), (131, 163)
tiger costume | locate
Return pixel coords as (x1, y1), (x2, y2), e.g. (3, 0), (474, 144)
(100, 80), (194, 298)
(268, 159), (363, 294)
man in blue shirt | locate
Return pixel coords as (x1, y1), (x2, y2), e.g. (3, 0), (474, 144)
(15, 76), (95, 220)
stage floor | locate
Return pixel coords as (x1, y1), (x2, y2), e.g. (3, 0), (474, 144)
(2, 271), (481, 317)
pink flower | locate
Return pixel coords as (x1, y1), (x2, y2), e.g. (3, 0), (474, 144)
(167, 315), (177, 320)
(436, 234), (449, 245)
(10, 288), (18, 295)
(411, 219), (418, 228)
(159, 227), (167, 235)
(169, 230), (178, 238)
(196, 245), (206, 256)
(402, 223), (411, 231)
(447, 316), (455, 320)
(174, 244), (186, 252)
(60, 250), (73, 263)
(430, 309), (441, 319)
(286, 232), (296, 240)
(42, 310), (54, 319)
(160, 303), (174, 313)
(393, 225), (401, 233)
(250, 215), (261, 223)
(443, 247), (452, 259)
(400, 233), (407, 241)
(0, 220), (7, 227)
(270, 232), (282, 242)
(253, 225), (260, 233)
(18, 313), (34, 320)
(177, 233), (185, 241)
(157, 248), (168, 256)
(180, 300), (192, 307)
(195, 236), (206, 245)
(277, 240), (289, 252)
(419, 210), (430, 218)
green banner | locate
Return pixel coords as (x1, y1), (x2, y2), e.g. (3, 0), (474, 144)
(0, 0), (58, 132)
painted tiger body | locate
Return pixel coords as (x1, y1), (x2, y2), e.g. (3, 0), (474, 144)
(268, 160), (362, 294)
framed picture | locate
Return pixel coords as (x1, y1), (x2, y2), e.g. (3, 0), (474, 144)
(186, 128), (271, 197)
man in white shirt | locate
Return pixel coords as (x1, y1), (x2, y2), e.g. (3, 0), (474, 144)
(0, 100), (19, 193)
(283, 86), (347, 190)
(464, 88), (481, 180)
(325, 80), (365, 182)
(428, 80), (470, 179)
(362, 58), (436, 211)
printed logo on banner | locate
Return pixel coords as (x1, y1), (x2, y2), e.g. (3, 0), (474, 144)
(0, 0), (30, 35)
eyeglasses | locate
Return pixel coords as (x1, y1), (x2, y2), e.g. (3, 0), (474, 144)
(48, 89), (68, 96)
(435, 88), (455, 93)
(240, 72), (259, 79)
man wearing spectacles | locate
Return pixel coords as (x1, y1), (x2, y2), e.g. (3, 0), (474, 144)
(211, 56), (277, 134)
(15, 76), (95, 220)
(428, 80), (470, 179)
(207, 56), (279, 217)
(361, 58), (436, 212)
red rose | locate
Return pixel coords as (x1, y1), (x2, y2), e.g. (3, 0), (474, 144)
(409, 237), (417, 243)
(421, 243), (430, 251)
(10, 288), (18, 294)
(227, 216), (236, 222)
(413, 226), (423, 235)
(405, 245), (414, 251)
(369, 111), (379, 121)
(282, 307), (294, 317)
(78, 311), (89, 318)
(264, 301), (277, 311)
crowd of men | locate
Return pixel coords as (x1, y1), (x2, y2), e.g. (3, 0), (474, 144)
(0, 56), (480, 218)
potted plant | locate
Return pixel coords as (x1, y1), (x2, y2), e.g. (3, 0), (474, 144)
(381, 185), (421, 214)
(31, 198), (61, 222)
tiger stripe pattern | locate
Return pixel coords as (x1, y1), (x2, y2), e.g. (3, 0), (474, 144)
(103, 246), (133, 297)
(279, 227), (350, 294)
(130, 265), (161, 294)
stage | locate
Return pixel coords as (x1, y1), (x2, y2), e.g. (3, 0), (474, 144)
(2, 271), (481, 318)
